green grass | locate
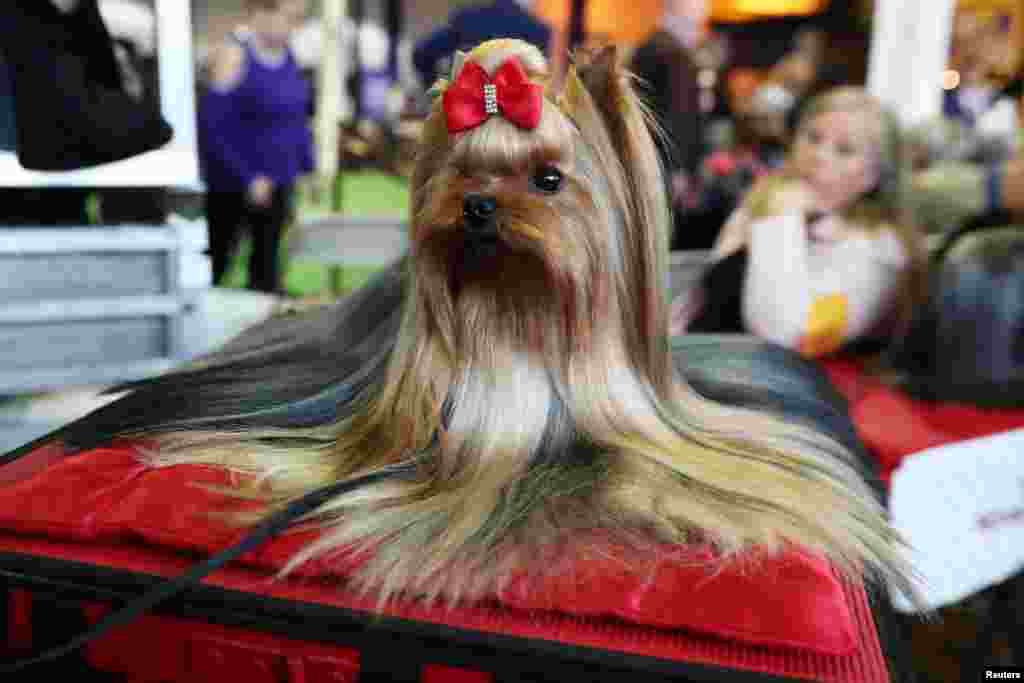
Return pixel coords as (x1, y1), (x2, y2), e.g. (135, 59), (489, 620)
(220, 172), (410, 297)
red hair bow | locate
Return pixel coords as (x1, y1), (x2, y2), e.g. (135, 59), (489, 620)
(443, 58), (544, 133)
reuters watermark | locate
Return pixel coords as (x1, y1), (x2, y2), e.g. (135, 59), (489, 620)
(983, 668), (1023, 680)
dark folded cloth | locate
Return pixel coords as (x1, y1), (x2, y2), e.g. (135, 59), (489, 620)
(687, 248), (748, 334)
(0, 0), (172, 171)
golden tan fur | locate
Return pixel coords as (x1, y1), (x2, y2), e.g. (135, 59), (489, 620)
(146, 40), (919, 608)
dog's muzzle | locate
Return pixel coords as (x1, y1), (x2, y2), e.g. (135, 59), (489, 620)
(462, 194), (498, 239)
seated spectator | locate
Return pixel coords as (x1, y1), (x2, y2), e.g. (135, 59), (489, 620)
(678, 82), (792, 248)
(631, 0), (713, 249)
(904, 11), (1024, 237)
(766, 27), (850, 138)
(670, 87), (928, 360)
(770, 27), (825, 106)
(906, 113), (1024, 237)
(944, 7), (1019, 149)
(412, 0), (552, 90)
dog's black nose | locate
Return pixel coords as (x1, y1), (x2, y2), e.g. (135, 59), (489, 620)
(463, 194), (497, 231)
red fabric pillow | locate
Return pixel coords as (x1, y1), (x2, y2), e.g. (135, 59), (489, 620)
(0, 445), (860, 656)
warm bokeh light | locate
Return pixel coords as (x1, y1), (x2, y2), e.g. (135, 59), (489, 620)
(713, 0), (827, 22)
(533, 0), (829, 45)
(533, 0), (662, 44)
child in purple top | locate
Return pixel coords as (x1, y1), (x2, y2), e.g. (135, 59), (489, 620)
(198, 0), (313, 294)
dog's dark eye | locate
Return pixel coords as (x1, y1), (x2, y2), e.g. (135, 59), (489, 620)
(531, 165), (564, 194)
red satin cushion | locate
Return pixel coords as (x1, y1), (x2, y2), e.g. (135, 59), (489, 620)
(0, 445), (858, 656)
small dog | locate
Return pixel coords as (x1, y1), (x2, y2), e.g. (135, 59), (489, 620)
(54, 39), (915, 607)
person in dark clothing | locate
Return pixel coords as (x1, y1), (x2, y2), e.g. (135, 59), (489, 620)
(779, 28), (850, 137)
(412, 0), (552, 89)
(629, 0), (708, 250)
(686, 83), (792, 247)
(198, 0), (314, 294)
(942, 9), (1015, 134)
(672, 87), (927, 364)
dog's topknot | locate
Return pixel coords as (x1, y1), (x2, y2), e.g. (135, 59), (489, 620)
(462, 39), (548, 78)
(428, 39), (550, 103)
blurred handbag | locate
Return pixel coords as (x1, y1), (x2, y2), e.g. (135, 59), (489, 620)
(0, 0), (172, 171)
(889, 220), (1024, 407)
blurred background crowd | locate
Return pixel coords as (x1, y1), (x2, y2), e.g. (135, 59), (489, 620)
(1, 1), (1022, 291)
(3, 0), (1024, 438)
(2, 0), (1022, 294)
(2, 0), (1023, 413)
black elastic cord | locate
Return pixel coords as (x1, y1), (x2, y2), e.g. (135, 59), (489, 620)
(2, 457), (421, 672)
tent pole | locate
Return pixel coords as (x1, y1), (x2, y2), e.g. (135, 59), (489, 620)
(866, 0), (955, 128)
(315, 0), (346, 293)
(316, 0), (346, 213)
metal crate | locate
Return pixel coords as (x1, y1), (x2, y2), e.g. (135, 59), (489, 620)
(0, 225), (194, 394)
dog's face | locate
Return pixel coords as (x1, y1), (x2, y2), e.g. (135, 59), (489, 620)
(408, 43), (639, 362)
(418, 123), (594, 290)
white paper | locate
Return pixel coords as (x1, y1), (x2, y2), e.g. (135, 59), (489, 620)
(890, 428), (1024, 612)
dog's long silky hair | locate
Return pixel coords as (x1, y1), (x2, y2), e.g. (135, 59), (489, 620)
(53, 40), (915, 606)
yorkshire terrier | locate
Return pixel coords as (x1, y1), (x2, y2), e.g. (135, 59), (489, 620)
(49, 39), (915, 606)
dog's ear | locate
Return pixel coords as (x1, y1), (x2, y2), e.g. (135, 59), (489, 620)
(573, 45), (621, 117)
(558, 47), (624, 127)
(564, 45), (673, 369)
(569, 45), (664, 213)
